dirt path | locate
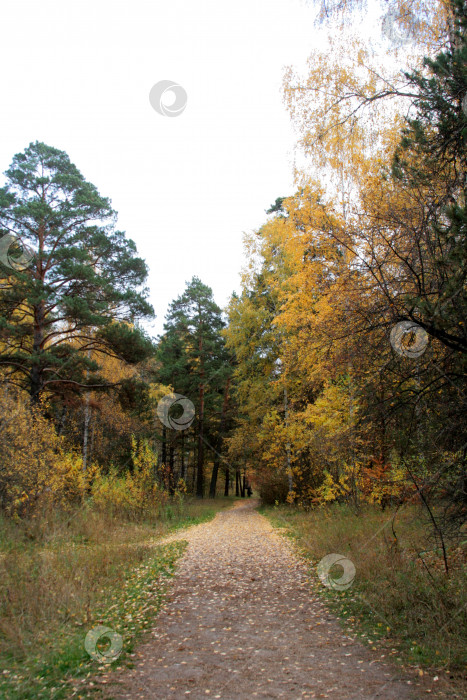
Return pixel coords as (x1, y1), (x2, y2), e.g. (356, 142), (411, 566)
(100, 500), (432, 699)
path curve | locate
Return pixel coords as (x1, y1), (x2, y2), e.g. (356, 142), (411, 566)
(102, 500), (427, 699)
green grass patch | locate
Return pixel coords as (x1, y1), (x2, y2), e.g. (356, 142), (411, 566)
(0, 542), (185, 699)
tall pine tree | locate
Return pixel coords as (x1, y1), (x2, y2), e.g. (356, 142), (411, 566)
(0, 142), (154, 402)
(158, 277), (230, 497)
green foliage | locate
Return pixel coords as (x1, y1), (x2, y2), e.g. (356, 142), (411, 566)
(0, 141), (154, 402)
(157, 276), (234, 497)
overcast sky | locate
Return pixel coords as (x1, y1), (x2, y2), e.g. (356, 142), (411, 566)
(1, 0), (392, 336)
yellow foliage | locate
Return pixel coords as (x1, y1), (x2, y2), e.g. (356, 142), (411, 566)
(91, 436), (169, 519)
(316, 470), (343, 503)
(0, 388), (85, 516)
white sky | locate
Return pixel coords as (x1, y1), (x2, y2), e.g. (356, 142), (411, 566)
(0, 0), (393, 336)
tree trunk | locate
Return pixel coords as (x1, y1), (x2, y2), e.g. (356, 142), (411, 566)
(30, 299), (46, 402)
(90, 415), (95, 463)
(169, 443), (175, 495)
(161, 426), (167, 466)
(235, 469), (240, 496)
(209, 376), (230, 499)
(83, 398), (91, 471)
(224, 466), (229, 496)
(57, 405), (67, 436)
(209, 461), (219, 498)
(196, 384), (205, 497)
(180, 430), (186, 482)
(284, 387), (293, 494)
(191, 444), (197, 493)
(82, 348), (92, 471)
(196, 333), (205, 498)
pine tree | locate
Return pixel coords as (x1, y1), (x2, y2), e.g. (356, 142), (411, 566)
(0, 142), (154, 401)
(158, 277), (230, 497)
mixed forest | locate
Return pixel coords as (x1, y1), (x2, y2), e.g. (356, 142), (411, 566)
(0, 0), (466, 696)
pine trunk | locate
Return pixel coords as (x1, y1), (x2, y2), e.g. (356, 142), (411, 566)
(224, 466), (229, 496)
(196, 333), (205, 498)
(209, 461), (219, 498)
(209, 376), (230, 499)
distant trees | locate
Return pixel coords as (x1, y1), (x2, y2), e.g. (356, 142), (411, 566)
(156, 277), (233, 497)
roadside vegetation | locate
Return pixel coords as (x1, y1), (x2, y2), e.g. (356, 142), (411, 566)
(262, 502), (467, 697)
(0, 497), (234, 699)
(0, 1), (465, 695)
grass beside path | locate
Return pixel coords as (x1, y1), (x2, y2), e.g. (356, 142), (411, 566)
(0, 496), (236, 699)
(261, 502), (467, 698)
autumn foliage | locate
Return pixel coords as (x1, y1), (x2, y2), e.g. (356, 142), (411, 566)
(225, 0), (467, 531)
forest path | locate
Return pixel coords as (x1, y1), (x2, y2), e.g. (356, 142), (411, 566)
(101, 499), (428, 699)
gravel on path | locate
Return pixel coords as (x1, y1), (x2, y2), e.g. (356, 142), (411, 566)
(100, 499), (437, 699)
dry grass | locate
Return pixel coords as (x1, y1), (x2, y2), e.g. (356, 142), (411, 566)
(262, 502), (467, 686)
(0, 496), (236, 698)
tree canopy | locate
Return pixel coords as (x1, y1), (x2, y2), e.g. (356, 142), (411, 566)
(0, 141), (154, 402)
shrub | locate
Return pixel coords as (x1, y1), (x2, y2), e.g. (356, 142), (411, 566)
(0, 388), (85, 516)
(91, 437), (168, 520)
